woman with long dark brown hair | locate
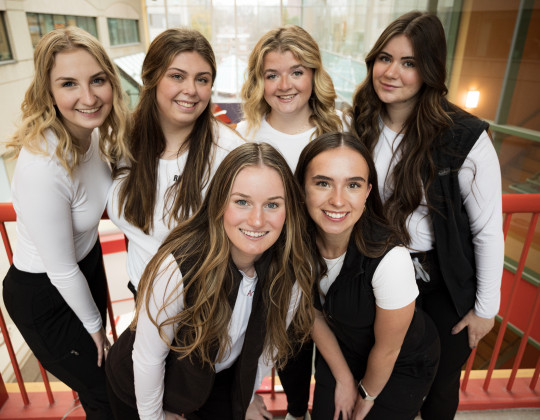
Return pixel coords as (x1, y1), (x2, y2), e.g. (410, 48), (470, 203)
(108, 28), (244, 297)
(347, 11), (503, 419)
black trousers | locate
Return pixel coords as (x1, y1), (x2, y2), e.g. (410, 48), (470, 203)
(277, 339), (314, 417)
(3, 240), (113, 420)
(107, 363), (236, 420)
(412, 250), (472, 420)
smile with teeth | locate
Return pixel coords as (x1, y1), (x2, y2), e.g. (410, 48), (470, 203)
(239, 228), (268, 238)
(77, 107), (100, 114)
(278, 94), (296, 100)
(323, 210), (349, 220)
(175, 100), (196, 108)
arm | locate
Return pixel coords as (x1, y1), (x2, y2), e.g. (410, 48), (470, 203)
(353, 302), (415, 419)
(133, 254), (184, 420)
(14, 159), (103, 335)
(312, 309), (357, 420)
(453, 131), (504, 348)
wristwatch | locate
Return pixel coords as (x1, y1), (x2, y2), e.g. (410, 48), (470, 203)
(358, 380), (377, 401)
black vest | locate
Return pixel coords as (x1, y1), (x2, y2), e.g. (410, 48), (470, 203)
(427, 111), (489, 316)
(106, 249), (272, 419)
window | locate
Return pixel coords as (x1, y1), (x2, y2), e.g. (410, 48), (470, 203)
(26, 12), (98, 48)
(107, 19), (140, 46)
(0, 13), (13, 62)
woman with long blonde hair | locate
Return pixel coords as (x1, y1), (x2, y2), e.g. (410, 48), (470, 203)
(106, 143), (314, 420)
(3, 27), (129, 419)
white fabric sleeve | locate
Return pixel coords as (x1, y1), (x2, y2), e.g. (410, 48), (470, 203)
(14, 161), (102, 333)
(372, 247), (418, 310)
(251, 281), (302, 401)
(459, 131), (504, 318)
(133, 254), (184, 420)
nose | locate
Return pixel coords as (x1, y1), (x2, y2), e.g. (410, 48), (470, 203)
(384, 61), (399, 79)
(278, 75), (291, 91)
(81, 85), (97, 105)
(183, 77), (197, 96)
(329, 188), (344, 207)
(248, 206), (264, 228)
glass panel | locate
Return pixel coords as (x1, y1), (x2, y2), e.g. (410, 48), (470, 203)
(39, 14), (55, 40)
(108, 19), (139, 46)
(53, 14), (66, 30)
(0, 13), (13, 62)
(26, 13), (41, 48)
(77, 16), (98, 38)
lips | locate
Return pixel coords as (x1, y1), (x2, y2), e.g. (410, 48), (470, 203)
(239, 228), (268, 238)
(174, 100), (197, 108)
(323, 210), (349, 220)
(77, 107), (100, 114)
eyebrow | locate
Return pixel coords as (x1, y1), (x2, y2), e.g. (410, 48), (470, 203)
(54, 70), (106, 83)
(264, 64), (304, 74)
(167, 67), (212, 77)
(380, 51), (415, 61)
(312, 174), (367, 183)
(231, 192), (285, 200)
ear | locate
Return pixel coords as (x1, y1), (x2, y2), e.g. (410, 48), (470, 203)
(366, 183), (373, 198)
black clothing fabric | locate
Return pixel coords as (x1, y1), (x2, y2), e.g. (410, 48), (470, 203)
(3, 240), (113, 420)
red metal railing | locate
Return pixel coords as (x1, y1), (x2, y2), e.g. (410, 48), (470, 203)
(0, 195), (539, 418)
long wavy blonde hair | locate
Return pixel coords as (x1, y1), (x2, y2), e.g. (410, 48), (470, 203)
(6, 27), (130, 174)
(134, 142), (315, 369)
(241, 25), (342, 139)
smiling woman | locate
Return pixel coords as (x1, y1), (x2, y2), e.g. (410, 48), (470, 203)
(2, 27), (130, 419)
(106, 142), (315, 420)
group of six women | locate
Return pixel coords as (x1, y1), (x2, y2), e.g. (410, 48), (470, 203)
(3, 9), (503, 420)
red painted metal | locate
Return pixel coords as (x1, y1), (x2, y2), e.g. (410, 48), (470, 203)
(37, 364), (54, 405)
(460, 347), (477, 391)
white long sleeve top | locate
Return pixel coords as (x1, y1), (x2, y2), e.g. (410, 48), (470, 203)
(12, 129), (111, 333)
(107, 122), (244, 288)
(133, 253), (301, 419)
(373, 124), (504, 318)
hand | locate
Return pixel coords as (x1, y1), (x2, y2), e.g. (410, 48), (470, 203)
(452, 309), (495, 349)
(245, 394), (273, 420)
(164, 410), (186, 420)
(89, 327), (110, 367)
(352, 395), (375, 420)
(333, 377), (357, 420)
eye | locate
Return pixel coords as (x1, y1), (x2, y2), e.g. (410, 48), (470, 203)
(378, 55), (391, 63)
(403, 60), (415, 68)
(265, 73), (277, 80)
(197, 77), (210, 84)
(348, 182), (361, 189)
(235, 199), (248, 206)
(61, 81), (75, 88)
(91, 77), (107, 85)
(292, 70), (304, 77)
(170, 73), (183, 81)
(315, 181), (329, 188)
(266, 202), (280, 209)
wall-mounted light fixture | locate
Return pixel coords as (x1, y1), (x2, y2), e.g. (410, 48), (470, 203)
(465, 90), (480, 109)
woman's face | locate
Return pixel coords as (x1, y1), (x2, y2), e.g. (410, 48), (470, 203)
(263, 50), (313, 120)
(49, 48), (113, 142)
(224, 165), (286, 269)
(304, 146), (372, 243)
(372, 34), (423, 113)
(155, 51), (213, 135)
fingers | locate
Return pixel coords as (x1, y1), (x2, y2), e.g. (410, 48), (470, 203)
(451, 319), (466, 335)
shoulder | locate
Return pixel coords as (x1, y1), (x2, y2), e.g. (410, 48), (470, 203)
(213, 120), (246, 151)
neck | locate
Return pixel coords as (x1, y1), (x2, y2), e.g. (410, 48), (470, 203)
(231, 250), (258, 278)
(266, 108), (314, 135)
(160, 128), (191, 159)
(316, 229), (350, 259)
(383, 102), (415, 133)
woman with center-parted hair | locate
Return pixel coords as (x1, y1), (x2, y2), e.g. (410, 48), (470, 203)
(105, 142), (315, 420)
(238, 25), (344, 420)
(107, 28), (244, 299)
(3, 27), (130, 419)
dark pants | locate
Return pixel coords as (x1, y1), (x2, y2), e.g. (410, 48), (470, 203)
(413, 251), (472, 420)
(107, 363), (235, 420)
(277, 339), (314, 417)
(3, 240), (113, 420)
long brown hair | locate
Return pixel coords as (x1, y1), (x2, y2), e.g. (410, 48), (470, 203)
(7, 27), (129, 174)
(346, 11), (460, 245)
(296, 132), (401, 276)
(134, 143), (314, 368)
(241, 25), (342, 139)
(117, 28), (219, 234)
